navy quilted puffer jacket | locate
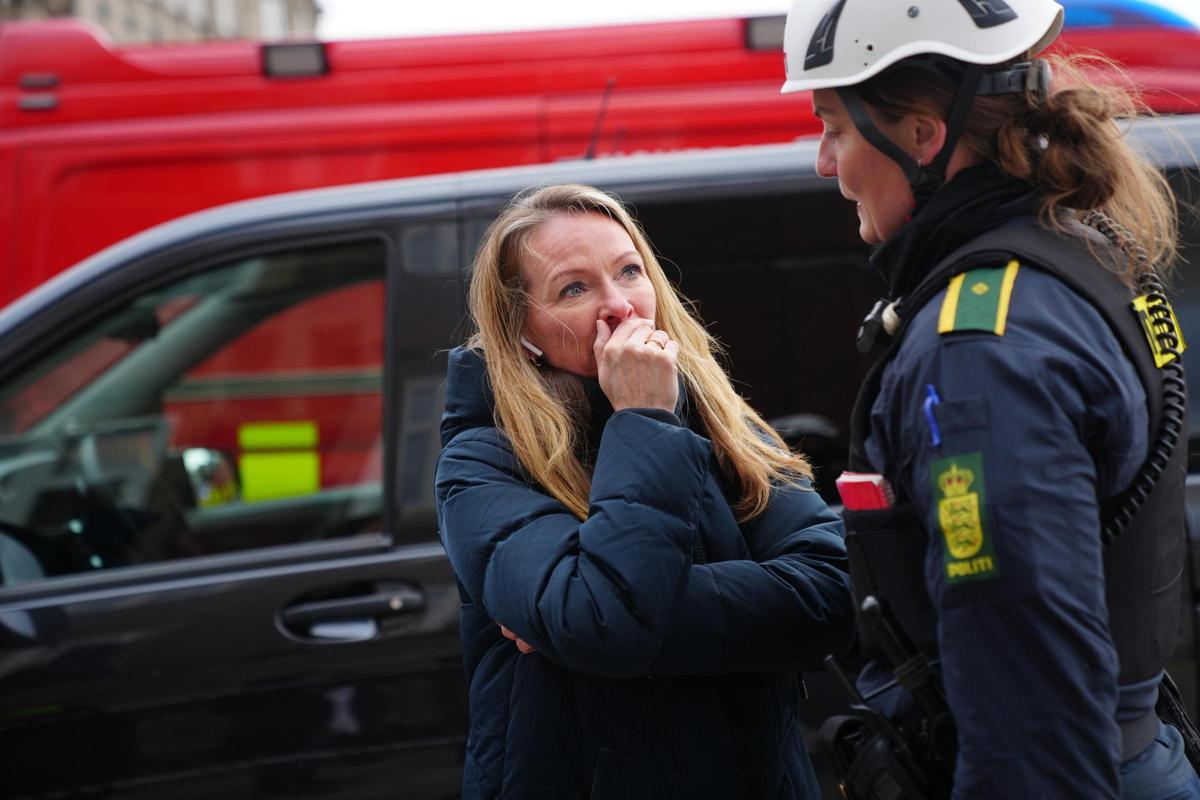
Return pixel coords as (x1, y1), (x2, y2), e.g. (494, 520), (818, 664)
(434, 347), (854, 799)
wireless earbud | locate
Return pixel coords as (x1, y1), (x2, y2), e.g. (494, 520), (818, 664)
(520, 337), (543, 359)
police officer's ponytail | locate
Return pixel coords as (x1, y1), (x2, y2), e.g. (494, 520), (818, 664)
(857, 52), (1180, 284)
(1016, 55), (1178, 280)
(1002, 57), (1127, 211)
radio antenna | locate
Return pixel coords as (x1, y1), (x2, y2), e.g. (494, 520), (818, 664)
(585, 77), (616, 160)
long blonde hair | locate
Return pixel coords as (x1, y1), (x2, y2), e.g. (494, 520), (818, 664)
(466, 183), (811, 521)
(858, 52), (1179, 283)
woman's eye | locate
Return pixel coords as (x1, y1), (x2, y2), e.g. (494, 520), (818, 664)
(620, 264), (643, 279)
(560, 282), (585, 298)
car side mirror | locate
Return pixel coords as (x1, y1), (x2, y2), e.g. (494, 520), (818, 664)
(768, 413), (846, 504)
(181, 448), (240, 508)
(768, 413), (841, 447)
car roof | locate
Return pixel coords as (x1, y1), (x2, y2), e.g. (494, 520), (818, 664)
(58, 140), (823, 266)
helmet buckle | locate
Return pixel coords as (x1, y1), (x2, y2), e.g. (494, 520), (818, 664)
(975, 59), (1052, 98)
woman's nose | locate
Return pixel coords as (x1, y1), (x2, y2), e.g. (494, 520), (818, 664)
(598, 290), (635, 329)
(816, 139), (837, 179)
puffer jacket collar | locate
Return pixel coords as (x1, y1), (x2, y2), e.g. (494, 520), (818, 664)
(440, 347), (494, 447)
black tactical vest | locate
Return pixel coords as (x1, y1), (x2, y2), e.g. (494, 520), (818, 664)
(844, 217), (1186, 688)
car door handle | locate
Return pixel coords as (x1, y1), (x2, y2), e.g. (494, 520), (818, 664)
(280, 584), (426, 629)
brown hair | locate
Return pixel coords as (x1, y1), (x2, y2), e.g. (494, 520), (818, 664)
(466, 183), (811, 520)
(856, 52), (1179, 283)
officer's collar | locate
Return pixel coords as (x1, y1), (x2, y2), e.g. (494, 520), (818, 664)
(870, 161), (1037, 301)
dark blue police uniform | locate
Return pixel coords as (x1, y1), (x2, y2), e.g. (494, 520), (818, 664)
(863, 264), (1146, 797)
(842, 161), (1198, 799)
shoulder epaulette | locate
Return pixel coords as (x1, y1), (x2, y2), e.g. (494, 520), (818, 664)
(937, 260), (1021, 336)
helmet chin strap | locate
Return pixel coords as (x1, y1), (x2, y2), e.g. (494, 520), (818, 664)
(836, 63), (986, 212)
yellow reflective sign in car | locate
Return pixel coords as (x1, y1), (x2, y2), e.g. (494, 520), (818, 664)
(237, 420), (319, 502)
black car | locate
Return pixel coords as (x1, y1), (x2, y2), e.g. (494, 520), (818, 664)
(1, 115), (1199, 798)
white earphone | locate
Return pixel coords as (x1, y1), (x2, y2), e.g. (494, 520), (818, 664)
(520, 337), (543, 359)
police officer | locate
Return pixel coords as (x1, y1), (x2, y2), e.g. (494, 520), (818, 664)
(780, 0), (1200, 797)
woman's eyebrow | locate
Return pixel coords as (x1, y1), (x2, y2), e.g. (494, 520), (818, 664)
(545, 267), (588, 286)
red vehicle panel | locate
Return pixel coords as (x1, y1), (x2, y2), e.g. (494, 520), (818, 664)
(2, 14), (1198, 301)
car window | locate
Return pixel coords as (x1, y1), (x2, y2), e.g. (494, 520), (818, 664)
(0, 239), (387, 583)
(632, 189), (876, 500)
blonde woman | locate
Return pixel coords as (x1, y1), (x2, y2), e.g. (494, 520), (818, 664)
(435, 183), (854, 799)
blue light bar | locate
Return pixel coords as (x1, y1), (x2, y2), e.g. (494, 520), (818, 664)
(1063, 0), (1198, 29)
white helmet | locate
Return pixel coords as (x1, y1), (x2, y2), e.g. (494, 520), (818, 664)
(781, 0), (1064, 207)
(781, 0), (1064, 94)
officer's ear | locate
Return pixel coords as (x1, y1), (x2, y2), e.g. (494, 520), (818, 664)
(910, 112), (947, 167)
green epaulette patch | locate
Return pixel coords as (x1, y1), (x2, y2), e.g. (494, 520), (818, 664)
(938, 260), (1021, 336)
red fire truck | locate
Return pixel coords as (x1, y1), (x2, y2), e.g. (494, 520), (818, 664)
(2, 4), (1200, 306)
